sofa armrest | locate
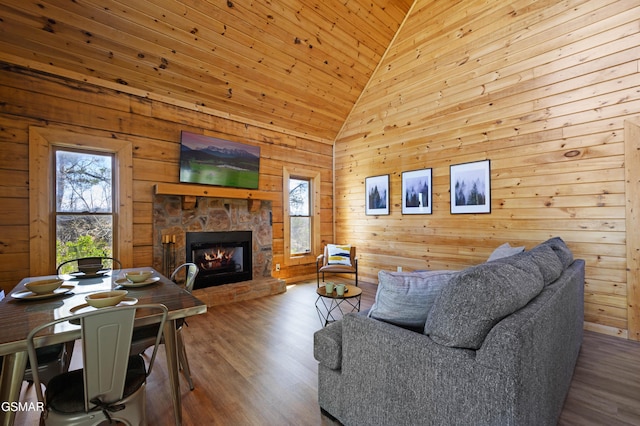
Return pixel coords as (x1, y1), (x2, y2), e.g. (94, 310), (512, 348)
(314, 320), (343, 370)
(334, 313), (517, 426)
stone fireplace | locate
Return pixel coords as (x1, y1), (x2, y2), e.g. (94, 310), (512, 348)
(153, 195), (285, 306)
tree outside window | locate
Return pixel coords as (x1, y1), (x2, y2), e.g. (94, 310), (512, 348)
(289, 178), (311, 255)
(55, 149), (115, 271)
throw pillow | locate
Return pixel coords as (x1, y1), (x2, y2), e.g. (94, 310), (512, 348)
(487, 242), (525, 262)
(369, 270), (458, 332)
(327, 244), (352, 266)
(424, 260), (544, 349)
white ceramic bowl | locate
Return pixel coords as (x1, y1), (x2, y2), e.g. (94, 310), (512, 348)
(25, 278), (64, 295)
(125, 271), (153, 283)
(78, 265), (102, 275)
(85, 290), (128, 308)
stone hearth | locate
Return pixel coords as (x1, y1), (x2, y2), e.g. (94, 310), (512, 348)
(153, 195), (285, 306)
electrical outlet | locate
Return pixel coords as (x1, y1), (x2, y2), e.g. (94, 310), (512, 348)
(397, 266), (403, 272)
(275, 263), (280, 271)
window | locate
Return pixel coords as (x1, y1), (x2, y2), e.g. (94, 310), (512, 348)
(283, 167), (321, 266)
(54, 149), (115, 269)
(29, 127), (132, 276)
(289, 178), (311, 255)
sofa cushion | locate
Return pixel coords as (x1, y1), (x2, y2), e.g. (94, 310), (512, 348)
(539, 237), (573, 268)
(369, 270), (458, 331)
(508, 243), (563, 285)
(327, 244), (352, 266)
(424, 260), (545, 349)
(487, 242), (525, 262)
(313, 321), (343, 370)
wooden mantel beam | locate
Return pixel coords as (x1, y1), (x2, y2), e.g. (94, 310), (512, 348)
(154, 183), (280, 202)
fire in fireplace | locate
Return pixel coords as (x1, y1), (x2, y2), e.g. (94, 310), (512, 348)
(201, 247), (237, 272)
(186, 231), (252, 289)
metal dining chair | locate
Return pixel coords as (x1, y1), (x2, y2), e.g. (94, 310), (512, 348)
(130, 263), (199, 390)
(0, 290), (72, 388)
(56, 256), (122, 276)
(22, 343), (73, 387)
(27, 304), (168, 425)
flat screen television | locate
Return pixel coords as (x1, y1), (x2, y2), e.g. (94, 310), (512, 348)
(179, 131), (260, 189)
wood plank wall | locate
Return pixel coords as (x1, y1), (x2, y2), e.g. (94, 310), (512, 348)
(1, 0), (638, 341)
(0, 65), (334, 293)
(334, 0), (640, 339)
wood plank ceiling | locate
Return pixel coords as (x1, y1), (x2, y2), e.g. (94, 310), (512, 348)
(0, 0), (413, 142)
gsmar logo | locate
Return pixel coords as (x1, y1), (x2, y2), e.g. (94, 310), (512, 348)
(1, 401), (44, 412)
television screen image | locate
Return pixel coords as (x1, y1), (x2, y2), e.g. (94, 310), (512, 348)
(179, 131), (260, 189)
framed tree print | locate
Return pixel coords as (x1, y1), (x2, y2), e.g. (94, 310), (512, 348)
(365, 174), (390, 215)
(450, 160), (491, 214)
(402, 168), (432, 214)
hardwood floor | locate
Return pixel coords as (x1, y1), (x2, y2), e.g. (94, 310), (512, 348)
(15, 279), (640, 425)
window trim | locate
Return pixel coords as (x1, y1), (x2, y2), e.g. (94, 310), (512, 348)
(283, 167), (321, 266)
(29, 127), (133, 276)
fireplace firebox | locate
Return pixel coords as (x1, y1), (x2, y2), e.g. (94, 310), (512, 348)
(186, 231), (252, 289)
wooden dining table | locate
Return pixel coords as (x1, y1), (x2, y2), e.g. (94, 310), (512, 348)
(0, 267), (207, 426)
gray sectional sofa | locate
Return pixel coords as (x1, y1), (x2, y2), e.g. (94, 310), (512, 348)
(314, 237), (585, 426)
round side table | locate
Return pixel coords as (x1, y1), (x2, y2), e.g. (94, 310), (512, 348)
(315, 284), (362, 327)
